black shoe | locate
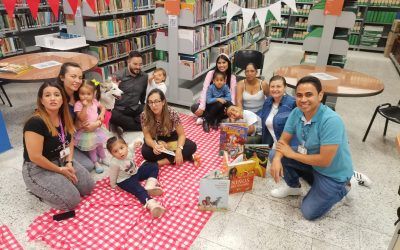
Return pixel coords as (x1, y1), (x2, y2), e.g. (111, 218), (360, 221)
(212, 120), (219, 130)
(202, 121), (210, 133)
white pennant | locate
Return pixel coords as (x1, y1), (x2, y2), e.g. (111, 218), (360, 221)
(226, 2), (241, 25)
(255, 7), (269, 31)
(210, 0), (228, 15)
(269, 1), (282, 23)
(242, 8), (255, 30)
(282, 0), (298, 13)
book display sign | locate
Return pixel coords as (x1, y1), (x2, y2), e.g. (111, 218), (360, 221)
(324, 0), (344, 16)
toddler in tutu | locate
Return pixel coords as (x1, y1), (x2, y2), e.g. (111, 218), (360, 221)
(74, 80), (110, 173)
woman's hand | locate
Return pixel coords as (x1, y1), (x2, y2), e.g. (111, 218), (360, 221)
(153, 143), (165, 155)
(194, 108), (204, 117)
(82, 120), (101, 132)
(175, 149), (183, 166)
(60, 165), (78, 184)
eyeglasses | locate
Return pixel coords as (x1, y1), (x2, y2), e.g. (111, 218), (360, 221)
(147, 99), (162, 106)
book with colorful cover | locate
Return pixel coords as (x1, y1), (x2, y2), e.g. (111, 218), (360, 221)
(0, 63), (32, 74)
(198, 170), (230, 211)
(243, 144), (271, 178)
(219, 123), (248, 161)
(227, 159), (256, 194)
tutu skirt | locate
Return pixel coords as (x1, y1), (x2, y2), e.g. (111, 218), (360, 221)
(74, 126), (111, 151)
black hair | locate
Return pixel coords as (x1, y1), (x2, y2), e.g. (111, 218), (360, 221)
(269, 75), (287, 86)
(214, 54), (232, 88)
(57, 62), (82, 102)
(106, 127), (126, 153)
(128, 51), (143, 60)
(296, 76), (322, 93)
(212, 71), (226, 81)
(76, 80), (101, 101)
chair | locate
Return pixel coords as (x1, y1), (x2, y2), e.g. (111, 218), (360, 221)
(362, 99), (400, 142)
(232, 50), (264, 82)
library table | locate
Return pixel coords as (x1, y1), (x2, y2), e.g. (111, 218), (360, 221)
(0, 52), (98, 107)
(274, 64), (384, 103)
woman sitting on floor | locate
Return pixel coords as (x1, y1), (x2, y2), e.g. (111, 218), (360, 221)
(141, 89), (200, 167)
(22, 82), (95, 211)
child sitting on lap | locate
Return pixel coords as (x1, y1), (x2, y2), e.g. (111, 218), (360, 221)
(107, 134), (165, 218)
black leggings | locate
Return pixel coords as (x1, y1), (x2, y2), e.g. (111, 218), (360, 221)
(205, 101), (232, 124)
(141, 131), (197, 163)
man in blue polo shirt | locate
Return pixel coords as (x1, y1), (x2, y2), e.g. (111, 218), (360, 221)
(270, 76), (353, 220)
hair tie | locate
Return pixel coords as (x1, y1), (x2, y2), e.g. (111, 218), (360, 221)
(91, 79), (101, 86)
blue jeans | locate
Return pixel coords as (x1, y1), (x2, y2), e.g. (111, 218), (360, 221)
(117, 162), (159, 205)
(281, 157), (349, 220)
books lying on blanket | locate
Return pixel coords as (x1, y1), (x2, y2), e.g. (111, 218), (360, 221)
(198, 170), (230, 211)
(158, 140), (177, 156)
(219, 123), (248, 161)
(243, 144), (271, 178)
(226, 158), (256, 194)
(0, 63), (32, 74)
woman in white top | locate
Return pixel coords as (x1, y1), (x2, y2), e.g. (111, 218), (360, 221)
(236, 63), (269, 114)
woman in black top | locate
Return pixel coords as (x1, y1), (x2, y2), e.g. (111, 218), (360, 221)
(22, 82), (94, 210)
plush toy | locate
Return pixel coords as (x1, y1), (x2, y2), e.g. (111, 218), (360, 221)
(99, 78), (123, 129)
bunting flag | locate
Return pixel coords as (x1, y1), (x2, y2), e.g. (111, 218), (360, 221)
(104, 0), (111, 6)
(269, 1), (282, 23)
(27, 0), (40, 19)
(282, 0), (298, 12)
(226, 1), (241, 25)
(210, 0), (228, 15)
(255, 7), (269, 31)
(242, 8), (255, 30)
(86, 0), (97, 13)
(3, 0), (16, 19)
(48, 0), (59, 19)
(67, 0), (79, 15)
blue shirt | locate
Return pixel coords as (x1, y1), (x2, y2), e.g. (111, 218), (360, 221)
(206, 84), (231, 104)
(284, 104), (353, 182)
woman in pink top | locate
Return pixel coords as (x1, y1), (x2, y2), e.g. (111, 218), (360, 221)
(190, 53), (237, 119)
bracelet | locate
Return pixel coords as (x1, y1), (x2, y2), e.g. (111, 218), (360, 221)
(65, 161), (73, 165)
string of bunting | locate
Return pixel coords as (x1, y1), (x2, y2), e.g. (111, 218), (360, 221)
(211, 0), (298, 31)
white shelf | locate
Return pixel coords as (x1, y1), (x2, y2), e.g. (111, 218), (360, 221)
(308, 9), (356, 28)
(85, 24), (163, 42)
(303, 37), (349, 56)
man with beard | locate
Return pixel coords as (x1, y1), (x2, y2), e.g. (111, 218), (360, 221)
(110, 51), (148, 131)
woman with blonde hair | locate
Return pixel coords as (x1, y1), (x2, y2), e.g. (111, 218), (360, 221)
(22, 82), (94, 210)
(141, 89), (200, 167)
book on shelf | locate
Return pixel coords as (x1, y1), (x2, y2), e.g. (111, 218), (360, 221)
(198, 169), (230, 211)
(219, 123), (248, 161)
(0, 63), (32, 74)
(243, 144), (270, 178)
(0, 37), (23, 57)
(0, 14), (17, 31)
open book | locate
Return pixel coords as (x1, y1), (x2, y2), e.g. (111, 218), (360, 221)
(0, 63), (32, 74)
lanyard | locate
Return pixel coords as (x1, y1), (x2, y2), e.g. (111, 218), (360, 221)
(58, 117), (66, 149)
(301, 122), (312, 146)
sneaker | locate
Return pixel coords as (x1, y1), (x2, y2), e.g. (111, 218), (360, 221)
(343, 183), (354, 206)
(270, 185), (302, 198)
(94, 162), (104, 174)
(202, 121), (210, 133)
(195, 117), (204, 125)
(352, 171), (372, 187)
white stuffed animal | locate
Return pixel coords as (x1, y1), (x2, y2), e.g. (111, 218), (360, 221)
(99, 79), (123, 129)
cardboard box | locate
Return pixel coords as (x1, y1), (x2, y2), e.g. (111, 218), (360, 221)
(391, 19), (400, 33)
(384, 31), (399, 57)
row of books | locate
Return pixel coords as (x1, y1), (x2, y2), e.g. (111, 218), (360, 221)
(86, 13), (153, 39)
(89, 50), (154, 81)
(178, 0), (223, 24)
(292, 30), (309, 40)
(352, 22), (362, 32)
(133, 0), (155, 10)
(15, 12), (62, 30)
(365, 11), (398, 23)
(295, 4), (312, 15)
(87, 32), (155, 64)
(349, 34), (361, 45)
(270, 19), (288, 27)
(246, 0), (268, 8)
(357, 0), (400, 6)
(0, 15), (17, 31)
(179, 49), (210, 77)
(87, 0), (132, 14)
(0, 37), (23, 57)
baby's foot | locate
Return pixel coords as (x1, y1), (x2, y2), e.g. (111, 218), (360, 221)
(94, 162), (104, 174)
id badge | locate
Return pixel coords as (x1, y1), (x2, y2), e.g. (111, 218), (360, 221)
(297, 145), (307, 155)
(60, 147), (70, 159)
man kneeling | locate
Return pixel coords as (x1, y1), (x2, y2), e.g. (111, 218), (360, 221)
(270, 76), (353, 220)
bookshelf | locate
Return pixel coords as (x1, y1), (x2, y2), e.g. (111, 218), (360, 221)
(154, 1), (270, 107)
(63, 0), (162, 82)
(0, 0), (63, 57)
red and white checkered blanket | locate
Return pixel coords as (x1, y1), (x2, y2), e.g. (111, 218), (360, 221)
(1, 225), (23, 250)
(27, 114), (222, 249)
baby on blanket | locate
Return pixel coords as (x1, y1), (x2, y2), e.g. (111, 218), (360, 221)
(106, 133), (165, 218)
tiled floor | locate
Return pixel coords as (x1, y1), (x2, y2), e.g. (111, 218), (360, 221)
(0, 43), (399, 249)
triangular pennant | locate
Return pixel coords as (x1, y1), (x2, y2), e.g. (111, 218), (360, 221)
(226, 2), (241, 25)
(255, 7), (269, 31)
(242, 8), (255, 31)
(104, 0), (110, 6)
(269, 1), (282, 23)
(26, 0), (40, 19)
(210, 0), (228, 15)
(282, 0), (297, 13)
(3, 0), (16, 19)
(67, 0), (79, 15)
(48, 0), (59, 19)
(85, 0), (97, 13)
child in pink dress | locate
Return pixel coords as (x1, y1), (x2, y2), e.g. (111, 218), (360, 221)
(74, 80), (110, 173)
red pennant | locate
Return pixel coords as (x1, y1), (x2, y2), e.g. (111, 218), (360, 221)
(3, 0), (16, 19)
(104, 0), (110, 6)
(48, 0), (60, 19)
(86, 0), (97, 13)
(26, 0), (40, 19)
(67, 0), (79, 15)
